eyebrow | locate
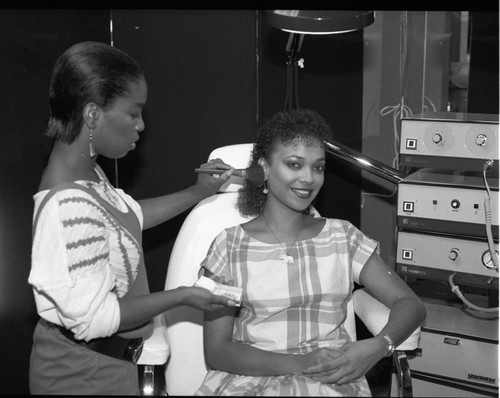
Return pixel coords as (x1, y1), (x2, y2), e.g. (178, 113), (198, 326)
(284, 155), (326, 162)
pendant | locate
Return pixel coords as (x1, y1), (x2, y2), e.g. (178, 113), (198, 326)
(279, 254), (294, 264)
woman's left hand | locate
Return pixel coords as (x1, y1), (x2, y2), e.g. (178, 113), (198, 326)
(301, 338), (385, 385)
(193, 158), (234, 198)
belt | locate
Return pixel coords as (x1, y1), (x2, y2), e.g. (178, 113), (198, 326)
(48, 321), (144, 364)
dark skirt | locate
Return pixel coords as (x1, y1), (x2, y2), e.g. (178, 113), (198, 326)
(29, 319), (140, 395)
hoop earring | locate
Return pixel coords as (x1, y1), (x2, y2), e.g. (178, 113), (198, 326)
(262, 180), (268, 194)
(89, 126), (96, 158)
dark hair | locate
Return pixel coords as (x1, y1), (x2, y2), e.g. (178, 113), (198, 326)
(237, 109), (333, 216)
(46, 41), (145, 143)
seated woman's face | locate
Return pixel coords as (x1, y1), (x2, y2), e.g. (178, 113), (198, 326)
(264, 139), (325, 212)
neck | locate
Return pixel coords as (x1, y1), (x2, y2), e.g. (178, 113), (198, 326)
(52, 140), (97, 168)
(261, 208), (304, 243)
(40, 141), (99, 190)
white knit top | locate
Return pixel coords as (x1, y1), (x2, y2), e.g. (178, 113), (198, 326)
(29, 167), (144, 342)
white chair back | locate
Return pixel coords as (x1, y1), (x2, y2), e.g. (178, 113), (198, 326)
(164, 144), (254, 395)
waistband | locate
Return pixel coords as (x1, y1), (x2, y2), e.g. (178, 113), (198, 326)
(45, 320), (144, 364)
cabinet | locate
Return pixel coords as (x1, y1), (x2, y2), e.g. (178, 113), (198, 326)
(395, 112), (499, 397)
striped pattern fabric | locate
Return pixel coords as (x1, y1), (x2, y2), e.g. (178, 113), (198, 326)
(196, 218), (378, 396)
(29, 176), (143, 341)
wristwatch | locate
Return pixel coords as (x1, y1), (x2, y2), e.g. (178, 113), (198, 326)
(379, 332), (395, 357)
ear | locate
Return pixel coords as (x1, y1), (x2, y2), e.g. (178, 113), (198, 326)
(257, 157), (269, 180)
(83, 103), (99, 128)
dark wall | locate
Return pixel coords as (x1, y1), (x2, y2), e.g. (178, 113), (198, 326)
(259, 18), (364, 223)
(468, 11), (499, 114)
(106, 10), (258, 293)
(0, 9), (110, 394)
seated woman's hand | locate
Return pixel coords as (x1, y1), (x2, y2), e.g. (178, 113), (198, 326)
(301, 338), (385, 385)
(299, 347), (342, 372)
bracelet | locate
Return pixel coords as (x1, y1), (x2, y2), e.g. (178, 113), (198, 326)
(379, 332), (395, 357)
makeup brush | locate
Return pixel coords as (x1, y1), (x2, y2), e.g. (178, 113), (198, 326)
(195, 164), (265, 187)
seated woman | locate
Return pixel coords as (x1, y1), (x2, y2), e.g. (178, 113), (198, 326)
(195, 109), (426, 396)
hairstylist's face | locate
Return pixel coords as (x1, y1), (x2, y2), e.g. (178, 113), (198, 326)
(95, 77), (148, 159)
(264, 139), (325, 212)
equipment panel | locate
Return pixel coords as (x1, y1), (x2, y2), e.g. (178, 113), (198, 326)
(397, 168), (498, 238)
(400, 112), (499, 171)
(397, 231), (498, 288)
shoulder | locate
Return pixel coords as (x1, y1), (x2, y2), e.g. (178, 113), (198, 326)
(34, 183), (102, 225)
(322, 218), (356, 234)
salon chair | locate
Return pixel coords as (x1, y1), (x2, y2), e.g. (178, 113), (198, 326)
(163, 143), (420, 397)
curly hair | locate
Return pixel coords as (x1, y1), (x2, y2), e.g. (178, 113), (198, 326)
(237, 109), (333, 217)
(46, 41), (145, 143)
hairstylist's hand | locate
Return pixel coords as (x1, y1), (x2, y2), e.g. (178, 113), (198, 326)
(193, 158), (234, 198)
(179, 286), (237, 311)
(301, 339), (385, 385)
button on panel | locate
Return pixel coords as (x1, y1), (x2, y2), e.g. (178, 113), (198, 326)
(406, 138), (417, 150)
(403, 201), (414, 212)
(402, 249), (414, 260)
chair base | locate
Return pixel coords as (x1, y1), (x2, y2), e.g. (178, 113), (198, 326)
(138, 364), (167, 396)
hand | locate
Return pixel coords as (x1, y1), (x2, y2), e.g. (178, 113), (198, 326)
(299, 347), (342, 371)
(301, 339), (385, 385)
(193, 158), (233, 199)
(179, 286), (237, 311)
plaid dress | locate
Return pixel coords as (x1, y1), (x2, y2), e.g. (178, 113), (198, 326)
(196, 218), (378, 396)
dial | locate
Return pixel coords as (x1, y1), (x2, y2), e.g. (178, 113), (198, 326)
(482, 249), (499, 269)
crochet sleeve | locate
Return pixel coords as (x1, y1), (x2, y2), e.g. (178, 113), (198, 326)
(29, 188), (120, 341)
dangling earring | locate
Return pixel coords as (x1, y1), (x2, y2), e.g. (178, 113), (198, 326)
(263, 180), (268, 194)
(89, 126), (96, 158)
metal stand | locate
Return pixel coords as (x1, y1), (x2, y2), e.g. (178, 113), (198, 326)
(283, 33), (304, 111)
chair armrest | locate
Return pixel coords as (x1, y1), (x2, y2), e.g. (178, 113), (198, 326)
(352, 288), (420, 351)
(392, 350), (413, 397)
(353, 289), (419, 398)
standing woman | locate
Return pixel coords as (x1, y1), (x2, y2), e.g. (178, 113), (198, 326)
(28, 41), (235, 395)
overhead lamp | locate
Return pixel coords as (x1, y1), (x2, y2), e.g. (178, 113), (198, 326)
(266, 10), (375, 35)
(266, 10), (404, 185)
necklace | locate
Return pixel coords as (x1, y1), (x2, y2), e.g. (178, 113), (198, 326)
(263, 216), (303, 265)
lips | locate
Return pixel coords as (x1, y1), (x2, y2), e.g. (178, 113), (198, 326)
(291, 188), (314, 199)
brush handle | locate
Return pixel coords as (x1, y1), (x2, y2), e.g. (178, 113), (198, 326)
(195, 168), (245, 177)
(195, 168), (226, 175)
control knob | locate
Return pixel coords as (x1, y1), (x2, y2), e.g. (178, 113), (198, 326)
(475, 134), (487, 146)
(432, 133), (443, 144)
(448, 248), (460, 261)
